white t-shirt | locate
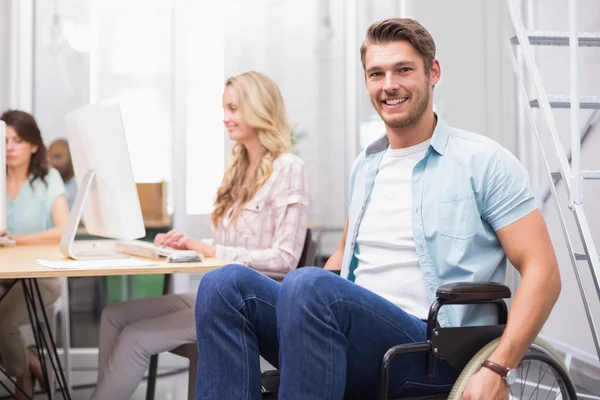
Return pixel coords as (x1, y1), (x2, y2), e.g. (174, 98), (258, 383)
(354, 140), (431, 320)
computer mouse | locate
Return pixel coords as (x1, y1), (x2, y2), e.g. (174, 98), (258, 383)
(166, 251), (203, 263)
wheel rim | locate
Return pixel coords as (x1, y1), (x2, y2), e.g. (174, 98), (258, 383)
(508, 352), (573, 400)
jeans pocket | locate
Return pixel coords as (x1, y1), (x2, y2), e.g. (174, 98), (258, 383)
(438, 192), (482, 240)
(389, 380), (454, 398)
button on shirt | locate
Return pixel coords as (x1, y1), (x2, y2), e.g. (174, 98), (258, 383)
(6, 168), (66, 234)
(341, 115), (537, 327)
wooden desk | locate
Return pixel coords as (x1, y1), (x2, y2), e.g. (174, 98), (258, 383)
(0, 241), (228, 279)
(0, 241), (229, 400)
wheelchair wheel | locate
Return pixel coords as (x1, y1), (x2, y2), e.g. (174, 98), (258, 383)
(447, 337), (577, 399)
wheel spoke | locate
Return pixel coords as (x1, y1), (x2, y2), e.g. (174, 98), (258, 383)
(544, 378), (558, 400)
(522, 358), (532, 395)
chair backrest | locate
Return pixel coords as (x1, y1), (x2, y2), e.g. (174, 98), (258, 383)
(296, 228), (317, 269)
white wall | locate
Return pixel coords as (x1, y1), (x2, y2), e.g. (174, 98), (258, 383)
(0, 1), (10, 112)
(406, 0), (517, 150)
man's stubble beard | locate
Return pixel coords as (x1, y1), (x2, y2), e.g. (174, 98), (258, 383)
(374, 77), (431, 129)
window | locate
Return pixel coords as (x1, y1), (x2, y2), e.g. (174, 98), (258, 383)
(90, 0), (174, 211)
(184, 0), (225, 215)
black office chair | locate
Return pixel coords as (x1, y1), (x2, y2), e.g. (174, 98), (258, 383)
(145, 228), (318, 400)
(297, 228), (318, 272)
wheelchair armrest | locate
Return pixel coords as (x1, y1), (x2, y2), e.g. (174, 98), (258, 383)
(436, 282), (511, 303)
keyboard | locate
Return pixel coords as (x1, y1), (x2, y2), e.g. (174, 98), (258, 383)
(115, 240), (203, 262)
(0, 236), (16, 247)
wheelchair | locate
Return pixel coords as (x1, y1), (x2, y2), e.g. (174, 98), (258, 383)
(262, 281), (577, 399)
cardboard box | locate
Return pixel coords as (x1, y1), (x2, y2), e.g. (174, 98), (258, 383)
(136, 182), (171, 228)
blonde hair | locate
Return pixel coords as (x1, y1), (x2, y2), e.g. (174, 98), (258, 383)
(212, 71), (291, 227)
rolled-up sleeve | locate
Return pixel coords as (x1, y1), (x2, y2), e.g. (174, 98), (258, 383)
(482, 148), (538, 231)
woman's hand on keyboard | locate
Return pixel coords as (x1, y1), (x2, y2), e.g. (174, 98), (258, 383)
(179, 237), (216, 257)
(154, 230), (216, 256)
(154, 230), (186, 250)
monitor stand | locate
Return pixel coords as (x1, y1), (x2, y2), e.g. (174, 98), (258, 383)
(60, 170), (127, 260)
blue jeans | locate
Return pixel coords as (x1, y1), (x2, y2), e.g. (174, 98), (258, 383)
(195, 265), (458, 400)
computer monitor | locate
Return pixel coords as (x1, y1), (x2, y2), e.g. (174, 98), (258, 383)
(0, 121), (6, 233)
(61, 99), (145, 259)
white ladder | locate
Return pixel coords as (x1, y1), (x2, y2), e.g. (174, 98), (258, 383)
(506, 0), (600, 368)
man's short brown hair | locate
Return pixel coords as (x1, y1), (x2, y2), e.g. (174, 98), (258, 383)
(360, 18), (436, 74)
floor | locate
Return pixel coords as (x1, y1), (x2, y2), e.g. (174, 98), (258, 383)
(0, 369), (191, 400)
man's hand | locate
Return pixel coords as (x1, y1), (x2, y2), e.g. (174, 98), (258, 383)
(462, 368), (509, 400)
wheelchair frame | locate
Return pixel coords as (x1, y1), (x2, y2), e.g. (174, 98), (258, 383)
(378, 282), (574, 400)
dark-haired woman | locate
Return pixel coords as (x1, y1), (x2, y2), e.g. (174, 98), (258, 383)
(0, 110), (69, 399)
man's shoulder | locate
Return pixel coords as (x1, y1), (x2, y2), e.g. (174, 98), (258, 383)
(446, 126), (503, 156)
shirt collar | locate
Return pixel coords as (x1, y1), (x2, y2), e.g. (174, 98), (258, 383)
(365, 113), (450, 156)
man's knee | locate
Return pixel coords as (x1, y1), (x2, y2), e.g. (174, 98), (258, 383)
(196, 264), (260, 315)
(280, 267), (336, 305)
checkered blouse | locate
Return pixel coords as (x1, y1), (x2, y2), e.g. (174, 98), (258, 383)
(213, 153), (310, 274)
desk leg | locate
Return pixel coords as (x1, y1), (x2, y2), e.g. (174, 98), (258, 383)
(145, 274), (172, 400)
(22, 279), (72, 400)
(22, 280), (53, 400)
(121, 275), (128, 301)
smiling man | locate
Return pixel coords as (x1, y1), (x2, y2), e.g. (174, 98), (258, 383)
(193, 18), (561, 400)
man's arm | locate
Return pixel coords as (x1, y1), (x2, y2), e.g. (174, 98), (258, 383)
(463, 209), (561, 399)
(323, 221), (349, 271)
(490, 209), (561, 366)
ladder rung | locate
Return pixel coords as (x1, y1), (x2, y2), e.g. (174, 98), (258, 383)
(575, 252), (600, 261)
(582, 170), (600, 180)
(511, 31), (600, 47)
(530, 95), (600, 109)
(553, 171), (600, 180)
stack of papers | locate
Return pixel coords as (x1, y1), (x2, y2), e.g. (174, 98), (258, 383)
(37, 259), (158, 270)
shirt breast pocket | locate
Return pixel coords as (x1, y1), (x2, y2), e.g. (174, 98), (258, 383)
(238, 200), (269, 237)
(438, 192), (482, 240)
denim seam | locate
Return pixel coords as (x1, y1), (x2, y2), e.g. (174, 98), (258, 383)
(236, 296), (274, 400)
(238, 295), (276, 311)
(242, 318), (249, 400)
(325, 298), (424, 343)
(325, 309), (334, 399)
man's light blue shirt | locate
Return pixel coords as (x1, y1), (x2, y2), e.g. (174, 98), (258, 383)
(340, 116), (537, 327)
(64, 177), (78, 210)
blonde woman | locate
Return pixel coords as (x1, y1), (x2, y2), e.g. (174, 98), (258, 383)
(91, 71), (310, 400)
